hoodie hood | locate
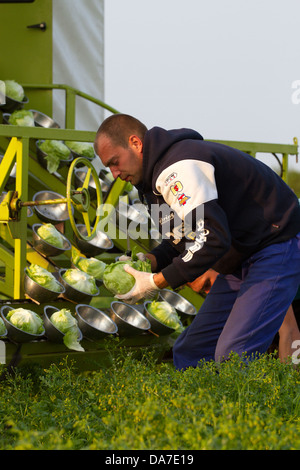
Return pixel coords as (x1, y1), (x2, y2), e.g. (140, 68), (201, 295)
(139, 126), (203, 194)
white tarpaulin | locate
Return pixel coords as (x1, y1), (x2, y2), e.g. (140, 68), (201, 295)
(52, 0), (104, 131)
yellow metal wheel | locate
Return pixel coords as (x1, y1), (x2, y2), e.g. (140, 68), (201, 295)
(66, 157), (103, 241)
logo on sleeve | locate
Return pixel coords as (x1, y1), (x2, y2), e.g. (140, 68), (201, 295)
(170, 181), (190, 206)
(164, 172), (177, 186)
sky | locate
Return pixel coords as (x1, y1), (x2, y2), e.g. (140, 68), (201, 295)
(104, 0), (300, 171)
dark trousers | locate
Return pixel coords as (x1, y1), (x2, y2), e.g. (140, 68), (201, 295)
(173, 233), (300, 369)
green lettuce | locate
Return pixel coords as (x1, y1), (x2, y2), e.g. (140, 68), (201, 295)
(6, 308), (44, 335)
(50, 308), (84, 351)
(0, 318), (6, 336)
(37, 223), (65, 249)
(26, 264), (62, 293)
(4, 80), (25, 102)
(62, 269), (98, 295)
(72, 248), (106, 280)
(38, 140), (71, 173)
(147, 300), (184, 333)
(65, 141), (94, 159)
(103, 256), (151, 296)
(77, 257), (106, 280)
(9, 109), (34, 127)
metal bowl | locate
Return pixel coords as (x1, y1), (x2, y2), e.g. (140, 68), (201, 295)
(74, 224), (114, 257)
(58, 268), (100, 304)
(131, 202), (150, 221)
(99, 178), (110, 199)
(99, 169), (113, 185)
(0, 154), (16, 186)
(43, 305), (82, 344)
(74, 169), (110, 201)
(0, 94), (29, 113)
(75, 304), (118, 340)
(36, 140), (73, 171)
(143, 301), (176, 336)
(0, 305), (45, 343)
(32, 223), (72, 257)
(2, 113), (13, 125)
(109, 301), (150, 337)
(74, 167), (98, 200)
(116, 201), (148, 228)
(159, 289), (197, 321)
(24, 268), (65, 304)
(32, 190), (72, 224)
(30, 109), (60, 129)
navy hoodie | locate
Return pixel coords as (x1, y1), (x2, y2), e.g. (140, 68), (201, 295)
(137, 127), (300, 289)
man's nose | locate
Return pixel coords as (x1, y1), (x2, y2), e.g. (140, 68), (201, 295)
(111, 168), (121, 179)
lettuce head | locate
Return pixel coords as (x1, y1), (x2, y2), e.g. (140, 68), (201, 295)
(72, 249), (106, 280)
(6, 308), (44, 335)
(38, 140), (71, 173)
(37, 223), (65, 249)
(103, 255), (151, 296)
(65, 141), (94, 159)
(26, 264), (62, 293)
(147, 300), (184, 334)
(62, 269), (98, 295)
(50, 308), (84, 351)
(9, 109), (34, 127)
(4, 80), (25, 102)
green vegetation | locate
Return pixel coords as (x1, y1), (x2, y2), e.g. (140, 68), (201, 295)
(0, 350), (299, 450)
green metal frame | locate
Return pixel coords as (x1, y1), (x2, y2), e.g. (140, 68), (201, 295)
(0, 83), (298, 304)
(22, 83), (119, 129)
(0, 1), (54, 116)
(0, 83), (298, 371)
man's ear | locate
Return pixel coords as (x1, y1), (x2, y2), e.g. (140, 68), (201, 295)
(128, 135), (143, 153)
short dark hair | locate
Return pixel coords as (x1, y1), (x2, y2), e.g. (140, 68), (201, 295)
(95, 114), (148, 151)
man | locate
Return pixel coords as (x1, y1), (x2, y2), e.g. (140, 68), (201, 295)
(94, 113), (300, 369)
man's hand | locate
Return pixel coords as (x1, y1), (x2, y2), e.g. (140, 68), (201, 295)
(187, 269), (219, 294)
(116, 264), (159, 304)
(118, 252), (147, 262)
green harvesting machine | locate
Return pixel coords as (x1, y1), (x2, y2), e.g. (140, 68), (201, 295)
(0, 83), (299, 372)
(0, 83), (208, 371)
(0, 1), (298, 372)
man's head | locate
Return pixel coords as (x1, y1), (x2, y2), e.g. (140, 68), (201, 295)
(94, 114), (148, 186)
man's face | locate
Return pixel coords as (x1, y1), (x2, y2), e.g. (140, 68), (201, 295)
(95, 134), (143, 186)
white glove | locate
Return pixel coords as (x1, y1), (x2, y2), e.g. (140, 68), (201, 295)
(118, 254), (132, 261)
(116, 264), (159, 304)
(118, 252), (147, 262)
(136, 252), (147, 262)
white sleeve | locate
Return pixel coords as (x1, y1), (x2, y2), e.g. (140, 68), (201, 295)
(155, 159), (218, 219)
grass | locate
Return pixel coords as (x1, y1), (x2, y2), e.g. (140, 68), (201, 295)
(0, 349), (299, 450)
